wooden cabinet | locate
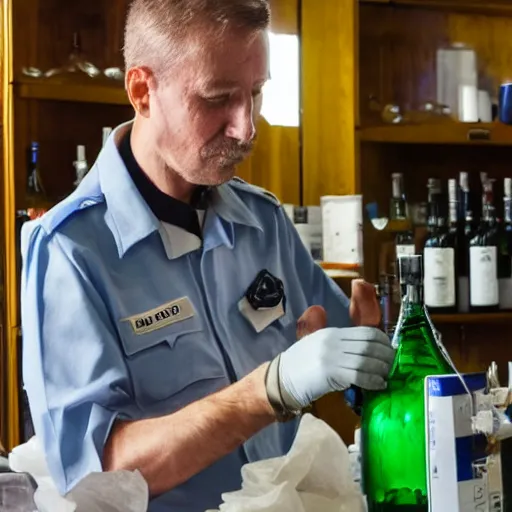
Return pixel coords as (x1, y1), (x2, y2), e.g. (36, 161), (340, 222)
(301, 0), (512, 444)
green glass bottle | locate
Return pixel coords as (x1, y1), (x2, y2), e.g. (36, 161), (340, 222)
(362, 254), (454, 511)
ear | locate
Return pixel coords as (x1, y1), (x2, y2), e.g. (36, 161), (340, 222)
(125, 66), (154, 117)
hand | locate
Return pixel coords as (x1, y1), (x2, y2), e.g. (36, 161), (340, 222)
(278, 326), (394, 410)
(349, 279), (381, 327)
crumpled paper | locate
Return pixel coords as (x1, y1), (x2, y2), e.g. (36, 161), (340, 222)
(8, 436), (148, 512)
(472, 387), (512, 441)
(207, 413), (366, 512)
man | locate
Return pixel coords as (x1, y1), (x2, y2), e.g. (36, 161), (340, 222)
(20, 1), (394, 511)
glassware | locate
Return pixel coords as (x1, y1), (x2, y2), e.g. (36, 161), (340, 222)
(44, 32), (101, 79)
(362, 254), (454, 511)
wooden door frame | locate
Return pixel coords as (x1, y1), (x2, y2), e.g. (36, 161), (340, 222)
(300, 0), (359, 205)
(2, 0), (20, 451)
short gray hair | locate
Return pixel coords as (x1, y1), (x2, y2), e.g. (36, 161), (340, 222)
(124, 0), (271, 73)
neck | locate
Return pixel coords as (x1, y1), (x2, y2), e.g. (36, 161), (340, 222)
(130, 118), (197, 204)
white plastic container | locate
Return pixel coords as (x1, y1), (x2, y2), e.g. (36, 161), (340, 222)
(321, 195), (363, 266)
(436, 43), (478, 122)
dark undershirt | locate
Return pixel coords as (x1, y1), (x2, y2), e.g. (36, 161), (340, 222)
(118, 128), (209, 239)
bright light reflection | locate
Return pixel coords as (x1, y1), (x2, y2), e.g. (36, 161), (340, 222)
(261, 32), (300, 127)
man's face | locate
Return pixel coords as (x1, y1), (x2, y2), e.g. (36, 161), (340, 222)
(148, 28), (270, 186)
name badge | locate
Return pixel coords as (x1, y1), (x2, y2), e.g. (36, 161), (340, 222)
(123, 297), (195, 335)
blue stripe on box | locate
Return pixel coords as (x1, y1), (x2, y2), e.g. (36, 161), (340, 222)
(455, 434), (488, 482)
(427, 373), (486, 397)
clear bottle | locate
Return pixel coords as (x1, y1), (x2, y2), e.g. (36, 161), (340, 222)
(391, 173), (415, 258)
(362, 254), (454, 511)
(73, 145), (89, 187)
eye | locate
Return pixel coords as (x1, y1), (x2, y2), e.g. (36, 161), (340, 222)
(252, 89), (263, 99)
(204, 94), (231, 105)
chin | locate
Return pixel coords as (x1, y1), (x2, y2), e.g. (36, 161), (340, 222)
(195, 164), (237, 187)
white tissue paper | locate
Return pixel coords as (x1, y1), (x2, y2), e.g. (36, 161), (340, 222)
(8, 436), (148, 512)
(207, 413), (366, 512)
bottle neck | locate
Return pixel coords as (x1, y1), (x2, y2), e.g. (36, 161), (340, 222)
(404, 283), (423, 306)
(505, 198), (512, 225)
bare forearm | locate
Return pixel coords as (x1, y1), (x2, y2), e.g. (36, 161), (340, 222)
(103, 363), (275, 496)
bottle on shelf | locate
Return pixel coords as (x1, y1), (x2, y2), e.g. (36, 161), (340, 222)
(102, 127), (113, 147)
(458, 171), (473, 313)
(423, 178), (458, 314)
(390, 172), (415, 258)
(469, 177), (499, 312)
(362, 254), (454, 511)
(73, 145), (89, 187)
(26, 142), (46, 206)
(499, 177), (512, 310)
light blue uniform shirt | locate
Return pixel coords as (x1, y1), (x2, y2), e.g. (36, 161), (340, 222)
(21, 122), (351, 512)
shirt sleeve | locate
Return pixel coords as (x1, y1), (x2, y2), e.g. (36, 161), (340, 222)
(278, 207), (353, 328)
(21, 223), (140, 495)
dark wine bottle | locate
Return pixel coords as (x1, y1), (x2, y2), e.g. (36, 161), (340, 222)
(469, 178), (499, 312)
(499, 177), (512, 310)
(424, 179), (457, 313)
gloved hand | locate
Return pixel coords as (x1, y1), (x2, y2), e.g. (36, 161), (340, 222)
(267, 326), (394, 413)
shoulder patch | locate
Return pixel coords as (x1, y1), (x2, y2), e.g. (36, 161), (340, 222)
(39, 194), (104, 235)
(229, 177), (281, 207)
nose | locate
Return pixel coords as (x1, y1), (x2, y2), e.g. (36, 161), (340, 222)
(225, 98), (256, 143)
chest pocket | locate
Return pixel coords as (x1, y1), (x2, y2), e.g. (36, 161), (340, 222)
(119, 316), (226, 406)
(262, 309), (296, 349)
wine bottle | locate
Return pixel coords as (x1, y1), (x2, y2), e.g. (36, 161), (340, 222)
(102, 127), (112, 147)
(499, 177), (512, 309)
(73, 145), (89, 187)
(469, 178), (499, 312)
(26, 142), (46, 203)
(391, 173), (415, 258)
(423, 179), (457, 313)
(362, 254), (454, 512)
(458, 172), (473, 313)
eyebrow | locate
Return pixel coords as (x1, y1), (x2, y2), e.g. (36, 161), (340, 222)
(202, 76), (270, 91)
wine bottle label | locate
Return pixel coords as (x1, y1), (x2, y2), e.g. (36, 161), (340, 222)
(470, 246), (499, 306)
(424, 248), (456, 307)
(396, 244), (415, 257)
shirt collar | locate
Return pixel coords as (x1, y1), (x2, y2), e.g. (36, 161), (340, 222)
(96, 121), (263, 258)
(97, 121), (160, 258)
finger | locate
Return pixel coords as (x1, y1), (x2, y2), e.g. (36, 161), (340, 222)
(341, 339), (396, 364)
(339, 326), (392, 346)
(336, 353), (391, 377)
(296, 305), (327, 340)
(333, 369), (387, 391)
(350, 279), (381, 327)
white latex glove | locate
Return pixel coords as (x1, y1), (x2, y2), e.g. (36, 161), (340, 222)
(278, 327), (394, 410)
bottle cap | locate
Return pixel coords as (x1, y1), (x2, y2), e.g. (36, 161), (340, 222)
(448, 179), (457, 201)
(398, 254), (423, 286)
(76, 145), (86, 161)
(459, 171), (469, 191)
(293, 206), (308, 224)
(505, 178), (512, 198)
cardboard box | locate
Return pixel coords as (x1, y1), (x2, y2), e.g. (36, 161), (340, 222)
(426, 373), (489, 512)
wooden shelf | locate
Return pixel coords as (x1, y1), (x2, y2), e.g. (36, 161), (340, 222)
(431, 312), (512, 324)
(359, 123), (512, 146)
(360, 0), (512, 15)
(320, 262), (361, 278)
(14, 79), (130, 106)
